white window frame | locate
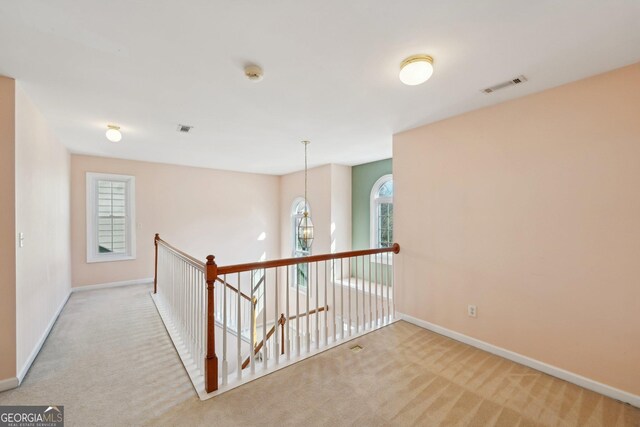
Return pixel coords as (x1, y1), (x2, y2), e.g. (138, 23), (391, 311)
(370, 174), (393, 264)
(291, 197), (311, 291)
(86, 172), (136, 263)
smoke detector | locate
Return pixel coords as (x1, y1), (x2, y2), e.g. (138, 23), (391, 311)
(482, 75), (528, 94)
(244, 64), (264, 82)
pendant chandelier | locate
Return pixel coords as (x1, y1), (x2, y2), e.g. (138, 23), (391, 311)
(297, 140), (314, 251)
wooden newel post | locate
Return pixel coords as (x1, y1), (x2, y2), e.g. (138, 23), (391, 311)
(205, 255), (219, 393)
(278, 313), (286, 355)
(153, 234), (159, 294)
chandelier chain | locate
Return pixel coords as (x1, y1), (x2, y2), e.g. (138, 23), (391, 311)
(304, 141), (308, 213)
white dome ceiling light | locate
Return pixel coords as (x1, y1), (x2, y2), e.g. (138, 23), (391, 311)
(399, 55), (434, 86)
(244, 64), (264, 82)
(105, 125), (122, 142)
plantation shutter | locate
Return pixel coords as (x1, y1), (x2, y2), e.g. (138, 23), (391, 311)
(97, 180), (127, 254)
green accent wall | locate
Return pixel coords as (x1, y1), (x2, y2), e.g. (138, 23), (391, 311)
(352, 158), (392, 250)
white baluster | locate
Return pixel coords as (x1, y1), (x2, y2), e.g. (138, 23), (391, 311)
(360, 257), (364, 331)
(340, 258), (344, 340)
(355, 256), (359, 334)
(222, 274), (228, 385)
(315, 261), (319, 349)
(368, 255), (372, 329)
(391, 252), (395, 319)
(191, 266), (195, 357)
(296, 264), (300, 356)
(237, 273), (242, 381)
(304, 263), (313, 353)
(324, 260), (328, 347)
(360, 255), (367, 332)
(197, 270), (202, 374)
(250, 270), (255, 374)
(380, 253), (384, 324)
(375, 253), (379, 327)
(262, 269), (267, 370)
(274, 268), (279, 365)
(332, 259), (336, 343)
(286, 266), (291, 360)
(387, 251), (391, 322)
(348, 258), (352, 337)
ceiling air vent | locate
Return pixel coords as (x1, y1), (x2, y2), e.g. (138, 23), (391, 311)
(177, 124), (193, 133)
(482, 75), (528, 94)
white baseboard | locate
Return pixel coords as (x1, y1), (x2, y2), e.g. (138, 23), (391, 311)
(72, 277), (153, 292)
(397, 312), (640, 408)
(17, 291), (71, 383)
(0, 377), (19, 393)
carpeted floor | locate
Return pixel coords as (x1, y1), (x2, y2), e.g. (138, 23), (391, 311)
(0, 284), (637, 426)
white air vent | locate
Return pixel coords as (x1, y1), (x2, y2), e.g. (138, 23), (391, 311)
(177, 124), (193, 133)
(482, 75), (528, 94)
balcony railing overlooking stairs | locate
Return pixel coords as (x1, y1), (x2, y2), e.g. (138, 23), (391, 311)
(152, 233), (400, 398)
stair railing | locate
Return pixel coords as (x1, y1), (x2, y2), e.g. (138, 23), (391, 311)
(153, 234), (251, 391)
(154, 233), (400, 394)
(212, 243), (400, 393)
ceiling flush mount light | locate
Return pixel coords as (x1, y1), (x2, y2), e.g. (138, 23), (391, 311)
(297, 140), (314, 251)
(399, 54), (434, 86)
(105, 125), (122, 142)
(244, 64), (264, 82)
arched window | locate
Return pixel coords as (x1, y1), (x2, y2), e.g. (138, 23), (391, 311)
(291, 198), (311, 290)
(370, 175), (393, 249)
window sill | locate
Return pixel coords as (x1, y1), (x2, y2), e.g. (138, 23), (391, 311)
(87, 254), (136, 264)
(371, 254), (394, 266)
(333, 278), (393, 298)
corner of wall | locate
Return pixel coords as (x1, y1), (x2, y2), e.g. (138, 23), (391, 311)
(14, 82), (72, 380)
(0, 75), (17, 382)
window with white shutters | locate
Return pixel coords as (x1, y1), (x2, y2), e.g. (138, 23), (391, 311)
(86, 173), (136, 263)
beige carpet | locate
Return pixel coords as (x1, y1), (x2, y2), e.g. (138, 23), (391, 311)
(0, 284), (637, 426)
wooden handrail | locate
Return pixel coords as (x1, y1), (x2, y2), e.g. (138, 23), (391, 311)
(218, 243), (400, 275)
(156, 236), (205, 270)
(215, 277), (252, 302)
(241, 306), (329, 370)
(253, 274), (265, 293)
(287, 305), (327, 321)
(241, 324), (277, 369)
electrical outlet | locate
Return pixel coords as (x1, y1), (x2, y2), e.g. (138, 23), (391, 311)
(468, 305), (477, 318)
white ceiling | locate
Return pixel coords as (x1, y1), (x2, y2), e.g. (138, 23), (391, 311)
(1, 1), (639, 175)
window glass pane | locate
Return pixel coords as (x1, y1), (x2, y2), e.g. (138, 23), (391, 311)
(292, 200), (311, 289)
(374, 200), (394, 249)
(295, 264), (308, 290)
(373, 177), (393, 247)
(377, 180), (393, 197)
(97, 180), (127, 254)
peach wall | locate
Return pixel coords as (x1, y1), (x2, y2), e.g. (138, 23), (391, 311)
(330, 164), (352, 254)
(0, 76), (17, 383)
(15, 84), (71, 377)
(394, 63), (640, 396)
(70, 155), (280, 287)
